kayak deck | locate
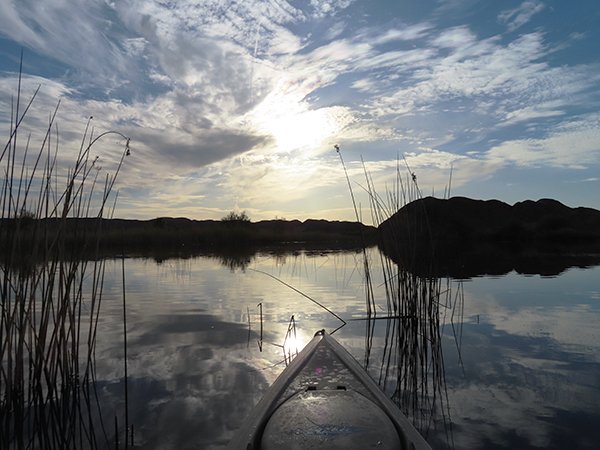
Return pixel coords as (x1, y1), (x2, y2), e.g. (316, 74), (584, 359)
(228, 330), (433, 450)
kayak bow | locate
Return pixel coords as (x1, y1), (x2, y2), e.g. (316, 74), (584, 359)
(227, 330), (433, 450)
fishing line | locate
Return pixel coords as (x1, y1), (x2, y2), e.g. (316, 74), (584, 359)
(249, 268), (346, 332)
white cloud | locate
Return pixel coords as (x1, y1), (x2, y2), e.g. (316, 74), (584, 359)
(325, 21), (346, 40)
(401, 149), (502, 192)
(309, 0), (354, 19)
(0, 74), (73, 108)
(431, 26), (476, 48)
(499, 101), (566, 127)
(362, 30), (598, 129)
(209, 154), (344, 208)
(122, 37), (150, 57)
(498, 0), (546, 33)
(354, 48), (437, 71)
(0, 0), (132, 86)
(404, 148), (464, 169)
(286, 21), (438, 84)
(350, 77), (377, 93)
(371, 23), (433, 44)
(485, 113), (600, 169)
(570, 177), (599, 183)
(0, 0), (43, 46)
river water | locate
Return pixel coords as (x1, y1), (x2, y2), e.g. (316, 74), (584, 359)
(91, 247), (600, 450)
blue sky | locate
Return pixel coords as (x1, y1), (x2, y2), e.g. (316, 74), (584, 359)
(1, 0), (599, 223)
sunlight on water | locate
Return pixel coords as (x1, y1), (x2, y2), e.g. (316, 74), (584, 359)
(282, 327), (307, 359)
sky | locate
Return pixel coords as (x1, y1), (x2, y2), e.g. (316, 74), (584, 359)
(1, 0), (599, 223)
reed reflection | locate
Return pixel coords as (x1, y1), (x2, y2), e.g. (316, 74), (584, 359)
(360, 252), (460, 448)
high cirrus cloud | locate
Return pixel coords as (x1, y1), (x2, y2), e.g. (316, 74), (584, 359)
(485, 113), (600, 169)
(498, 0), (546, 33)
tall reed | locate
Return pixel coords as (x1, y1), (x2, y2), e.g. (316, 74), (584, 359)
(0, 71), (129, 449)
(339, 149), (460, 445)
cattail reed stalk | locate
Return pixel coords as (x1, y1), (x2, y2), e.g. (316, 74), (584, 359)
(0, 64), (130, 449)
(338, 153), (459, 445)
(335, 146), (376, 360)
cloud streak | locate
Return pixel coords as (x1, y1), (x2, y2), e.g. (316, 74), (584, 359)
(498, 0), (546, 33)
(485, 113), (600, 169)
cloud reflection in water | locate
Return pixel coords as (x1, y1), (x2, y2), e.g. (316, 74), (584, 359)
(89, 253), (600, 450)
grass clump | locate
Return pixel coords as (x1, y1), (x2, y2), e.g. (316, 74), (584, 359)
(337, 148), (460, 444)
(0, 69), (130, 448)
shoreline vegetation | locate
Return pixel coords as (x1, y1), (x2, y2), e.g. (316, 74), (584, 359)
(3, 197), (599, 271)
(0, 216), (379, 257)
(5, 196), (600, 253)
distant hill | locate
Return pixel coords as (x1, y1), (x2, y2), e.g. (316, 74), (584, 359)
(378, 197), (600, 278)
(379, 196), (600, 244)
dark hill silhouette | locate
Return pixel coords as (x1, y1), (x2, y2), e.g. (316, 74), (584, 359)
(378, 197), (600, 278)
(379, 196), (600, 244)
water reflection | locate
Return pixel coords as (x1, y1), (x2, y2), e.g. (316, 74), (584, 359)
(124, 322), (265, 448)
(86, 248), (600, 450)
(381, 239), (600, 279)
(435, 269), (600, 450)
(358, 260), (459, 446)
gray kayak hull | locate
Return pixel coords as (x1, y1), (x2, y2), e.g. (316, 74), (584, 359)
(227, 330), (433, 450)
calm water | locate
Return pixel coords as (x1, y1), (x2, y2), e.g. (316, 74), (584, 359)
(92, 248), (600, 450)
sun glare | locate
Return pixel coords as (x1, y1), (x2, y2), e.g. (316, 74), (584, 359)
(268, 107), (337, 151)
(282, 328), (308, 360)
(249, 80), (346, 153)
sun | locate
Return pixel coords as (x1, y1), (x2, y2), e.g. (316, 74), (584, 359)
(248, 80), (347, 153)
(267, 106), (338, 151)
